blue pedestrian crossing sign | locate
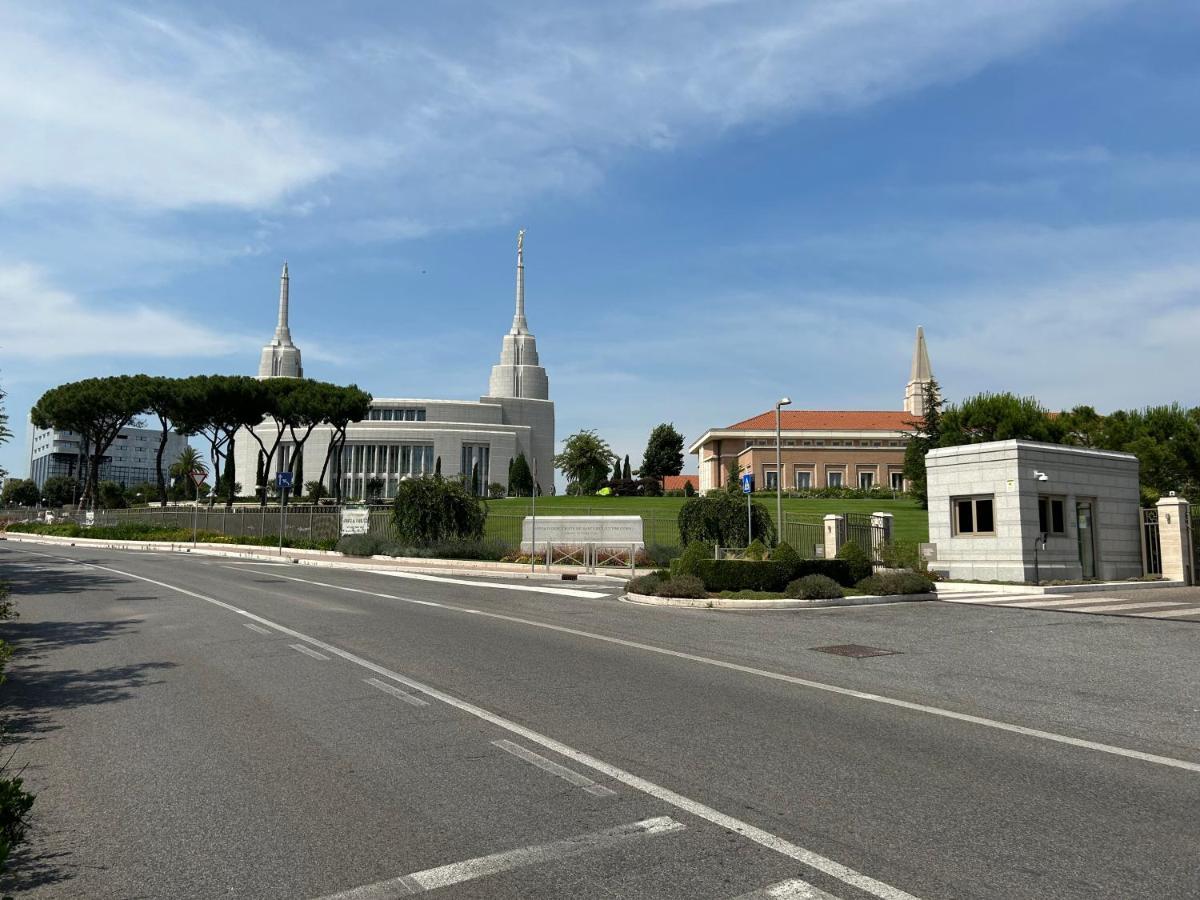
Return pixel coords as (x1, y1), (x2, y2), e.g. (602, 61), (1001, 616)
(276, 471), (293, 490)
(740, 473), (754, 494)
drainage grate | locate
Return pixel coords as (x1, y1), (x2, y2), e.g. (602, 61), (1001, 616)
(812, 644), (899, 659)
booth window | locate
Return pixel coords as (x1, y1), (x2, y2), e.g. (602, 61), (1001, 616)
(953, 495), (995, 535)
(1038, 496), (1066, 534)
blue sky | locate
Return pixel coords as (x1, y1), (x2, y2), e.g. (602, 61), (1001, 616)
(3, 0), (1200, 479)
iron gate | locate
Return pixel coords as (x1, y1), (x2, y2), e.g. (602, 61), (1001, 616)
(1141, 508), (1162, 576)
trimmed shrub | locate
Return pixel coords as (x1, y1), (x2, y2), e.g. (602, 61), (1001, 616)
(792, 559), (853, 586)
(856, 572), (936, 596)
(690, 558), (855, 592)
(671, 540), (711, 578)
(654, 574), (706, 598)
(626, 573), (664, 595)
(769, 541), (801, 577)
(336, 534), (389, 556)
(836, 540), (873, 583)
(693, 559), (793, 592)
(744, 538), (768, 561)
(878, 540), (926, 572)
(785, 574), (844, 600)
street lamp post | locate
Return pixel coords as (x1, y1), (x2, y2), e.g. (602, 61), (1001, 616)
(775, 397), (792, 545)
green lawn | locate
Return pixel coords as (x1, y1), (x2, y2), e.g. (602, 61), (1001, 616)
(484, 495), (928, 547)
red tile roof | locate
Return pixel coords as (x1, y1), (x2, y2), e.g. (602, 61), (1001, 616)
(725, 410), (916, 431)
(663, 474), (700, 491)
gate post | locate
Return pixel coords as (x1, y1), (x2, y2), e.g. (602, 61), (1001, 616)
(870, 511), (894, 560)
(1156, 496), (1194, 585)
(823, 514), (844, 560)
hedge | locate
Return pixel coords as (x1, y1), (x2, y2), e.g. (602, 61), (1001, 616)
(693, 558), (853, 592)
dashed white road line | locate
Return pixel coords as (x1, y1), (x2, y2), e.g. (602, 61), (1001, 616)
(491, 738), (616, 798)
(290, 643), (330, 661)
(316, 816), (686, 899)
(732, 877), (842, 899)
(1059, 600), (1188, 613)
(244, 623), (273, 636)
(220, 562), (1200, 776)
(364, 677), (428, 707)
(25, 549), (926, 900)
(1135, 607), (1200, 618)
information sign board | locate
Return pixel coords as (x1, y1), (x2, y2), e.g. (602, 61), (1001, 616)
(521, 516), (643, 552)
(340, 507), (370, 536)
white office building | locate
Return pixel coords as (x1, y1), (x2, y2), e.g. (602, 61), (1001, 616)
(236, 231), (555, 499)
(28, 421), (191, 491)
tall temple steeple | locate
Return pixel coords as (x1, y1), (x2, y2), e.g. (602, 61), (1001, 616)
(258, 261), (304, 379)
(511, 229), (529, 335)
(488, 230), (549, 400)
(903, 325), (935, 417)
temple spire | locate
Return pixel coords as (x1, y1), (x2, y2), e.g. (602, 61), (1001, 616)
(276, 261), (292, 340)
(511, 229), (528, 335)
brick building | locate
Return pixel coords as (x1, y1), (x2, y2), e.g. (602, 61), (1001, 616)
(687, 328), (935, 494)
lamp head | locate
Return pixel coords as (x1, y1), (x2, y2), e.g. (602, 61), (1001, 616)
(1034, 471), (1049, 482)
(778, 397), (792, 407)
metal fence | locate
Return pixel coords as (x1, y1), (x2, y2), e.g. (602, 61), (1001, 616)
(38, 504), (686, 554)
(779, 514), (825, 559)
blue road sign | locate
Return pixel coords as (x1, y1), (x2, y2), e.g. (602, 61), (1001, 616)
(276, 471), (293, 490)
(741, 473), (754, 494)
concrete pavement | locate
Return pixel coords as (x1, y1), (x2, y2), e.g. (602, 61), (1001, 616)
(1, 543), (1197, 898)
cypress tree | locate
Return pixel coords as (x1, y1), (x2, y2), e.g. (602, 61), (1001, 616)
(622, 454), (632, 480)
(612, 458), (622, 481)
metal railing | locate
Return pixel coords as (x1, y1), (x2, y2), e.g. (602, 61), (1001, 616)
(525, 542), (641, 575)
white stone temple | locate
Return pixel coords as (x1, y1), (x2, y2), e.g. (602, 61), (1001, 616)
(237, 233), (555, 499)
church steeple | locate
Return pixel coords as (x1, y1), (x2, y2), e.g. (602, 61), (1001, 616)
(488, 229), (548, 400)
(904, 326), (935, 416)
(257, 261), (304, 379)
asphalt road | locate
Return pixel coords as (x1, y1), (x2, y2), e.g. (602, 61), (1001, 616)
(1, 542), (1197, 899)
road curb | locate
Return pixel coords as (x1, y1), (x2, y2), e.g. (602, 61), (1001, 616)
(621, 590), (937, 610)
(0, 533), (634, 584)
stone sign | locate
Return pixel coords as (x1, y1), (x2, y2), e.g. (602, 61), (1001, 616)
(340, 508), (371, 536)
(522, 515), (643, 551)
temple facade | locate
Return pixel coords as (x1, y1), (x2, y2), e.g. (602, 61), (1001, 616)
(236, 232), (555, 499)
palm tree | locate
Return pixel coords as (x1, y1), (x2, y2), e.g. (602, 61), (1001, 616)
(170, 447), (208, 502)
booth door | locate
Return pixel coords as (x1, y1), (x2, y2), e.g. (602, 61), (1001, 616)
(1077, 501), (1096, 579)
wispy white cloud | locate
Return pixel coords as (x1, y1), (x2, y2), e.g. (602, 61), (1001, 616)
(0, 6), (334, 210)
(0, 263), (247, 360)
(0, 0), (1128, 226)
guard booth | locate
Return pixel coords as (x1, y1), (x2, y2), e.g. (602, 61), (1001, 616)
(925, 441), (1143, 583)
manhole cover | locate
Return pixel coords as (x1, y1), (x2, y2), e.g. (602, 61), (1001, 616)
(812, 644), (899, 659)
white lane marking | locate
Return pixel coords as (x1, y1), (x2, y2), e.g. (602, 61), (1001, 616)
(364, 677), (429, 707)
(732, 877), (842, 899)
(1059, 600), (1189, 613)
(342, 565), (609, 599)
(987, 596), (1133, 608)
(220, 563), (608, 600)
(26, 550), (924, 900)
(244, 623), (273, 636)
(1131, 607), (1200, 619)
(491, 739), (616, 798)
(220, 563), (1200, 776)
(316, 816), (685, 899)
(290, 643), (330, 661)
